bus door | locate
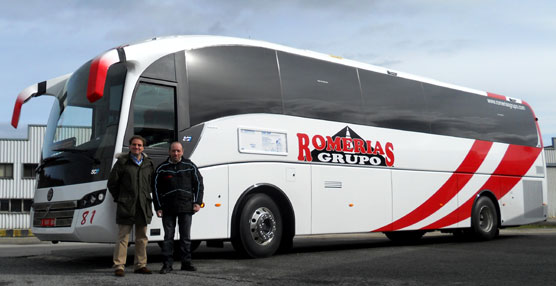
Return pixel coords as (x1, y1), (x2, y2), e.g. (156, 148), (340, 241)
(123, 52), (186, 241)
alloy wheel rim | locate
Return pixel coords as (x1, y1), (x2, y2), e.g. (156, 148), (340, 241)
(249, 207), (276, 245)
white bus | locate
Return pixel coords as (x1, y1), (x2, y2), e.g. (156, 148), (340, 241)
(12, 36), (547, 258)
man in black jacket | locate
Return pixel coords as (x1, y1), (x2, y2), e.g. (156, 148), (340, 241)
(154, 141), (204, 274)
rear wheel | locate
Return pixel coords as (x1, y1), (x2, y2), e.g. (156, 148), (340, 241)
(471, 196), (499, 240)
(232, 193), (283, 258)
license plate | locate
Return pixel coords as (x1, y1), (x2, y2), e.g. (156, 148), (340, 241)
(40, 218), (55, 227)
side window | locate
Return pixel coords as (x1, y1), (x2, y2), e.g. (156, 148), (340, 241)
(424, 84), (487, 140)
(132, 82), (176, 148)
(22, 164), (38, 179)
(278, 52), (363, 124)
(11, 199), (22, 212)
(187, 46), (283, 126)
(0, 199), (8, 212)
(0, 163), (13, 179)
(423, 84), (538, 146)
(23, 199), (33, 212)
(359, 70), (429, 133)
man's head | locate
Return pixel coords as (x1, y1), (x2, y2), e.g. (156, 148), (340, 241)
(169, 141), (183, 163)
(129, 135), (146, 157)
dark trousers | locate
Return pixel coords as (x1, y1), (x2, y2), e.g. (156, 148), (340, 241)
(161, 212), (192, 267)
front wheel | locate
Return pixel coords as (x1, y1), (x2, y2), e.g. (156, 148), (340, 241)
(471, 196), (499, 240)
(232, 193), (283, 258)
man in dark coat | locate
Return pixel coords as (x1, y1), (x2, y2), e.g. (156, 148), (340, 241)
(108, 135), (154, 277)
(154, 141), (204, 274)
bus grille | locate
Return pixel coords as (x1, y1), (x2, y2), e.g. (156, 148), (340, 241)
(33, 201), (77, 228)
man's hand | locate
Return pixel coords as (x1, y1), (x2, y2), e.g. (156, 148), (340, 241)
(193, 204), (201, 213)
(157, 210), (163, 217)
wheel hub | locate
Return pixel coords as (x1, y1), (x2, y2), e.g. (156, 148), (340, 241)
(479, 206), (494, 232)
(249, 207), (276, 245)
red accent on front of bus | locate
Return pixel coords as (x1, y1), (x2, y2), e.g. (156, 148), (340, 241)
(11, 95), (25, 128)
(87, 54), (116, 103)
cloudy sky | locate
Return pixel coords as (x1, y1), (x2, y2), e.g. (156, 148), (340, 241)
(1, 1), (555, 145)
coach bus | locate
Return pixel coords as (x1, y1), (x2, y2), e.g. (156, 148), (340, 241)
(12, 36), (547, 258)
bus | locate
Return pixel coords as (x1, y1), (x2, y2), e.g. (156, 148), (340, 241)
(12, 35), (547, 258)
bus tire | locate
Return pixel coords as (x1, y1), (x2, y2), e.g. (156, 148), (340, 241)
(232, 193), (283, 258)
(471, 196), (499, 240)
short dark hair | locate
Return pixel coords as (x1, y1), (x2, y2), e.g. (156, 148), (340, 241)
(129, 135), (147, 146)
(169, 141), (182, 151)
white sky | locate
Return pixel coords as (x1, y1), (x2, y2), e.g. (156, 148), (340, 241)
(1, 0), (555, 145)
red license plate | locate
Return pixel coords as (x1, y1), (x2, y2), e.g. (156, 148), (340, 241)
(40, 218), (55, 227)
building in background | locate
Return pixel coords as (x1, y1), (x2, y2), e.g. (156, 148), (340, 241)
(546, 138), (556, 217)
(0, 125), (45, 237)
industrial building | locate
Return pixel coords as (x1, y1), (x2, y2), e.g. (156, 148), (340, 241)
(0, 125), (45, 237)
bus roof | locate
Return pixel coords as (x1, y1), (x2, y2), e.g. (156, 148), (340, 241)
(125, 35), (495, 99)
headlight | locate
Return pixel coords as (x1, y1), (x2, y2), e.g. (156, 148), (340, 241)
(78, 189), (107, 209)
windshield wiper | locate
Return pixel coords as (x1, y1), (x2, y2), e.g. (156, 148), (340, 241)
(36, 155), (66, 173)
(49, 148), (101, 164)
(52, 148), (87, 153)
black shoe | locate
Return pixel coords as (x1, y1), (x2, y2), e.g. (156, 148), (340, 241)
(181, 263), (197, 271)
(159, 265), (173, 274)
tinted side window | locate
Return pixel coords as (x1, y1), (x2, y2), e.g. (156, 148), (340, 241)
(133, 83), (175, 148)
(278, 52), (363, 124)
(359, 70), (429, 133)
(490, 100), (537, 146)
(187, 46), (282, 126)
(141, 54), (176, 82)
(424, 84), (537, 146)
(425, 84), (490, 140)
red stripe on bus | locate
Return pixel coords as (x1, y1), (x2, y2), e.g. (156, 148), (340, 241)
(422, 144), (542, 230)
(373, 140), (493, 232)
(487, 92), (506, 101)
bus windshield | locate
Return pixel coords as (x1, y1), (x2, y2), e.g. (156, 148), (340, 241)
(38, 61), (126, 188)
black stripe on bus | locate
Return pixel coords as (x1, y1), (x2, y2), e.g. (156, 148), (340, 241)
(37, 81), (47, 95)
(117, 47), (126, 63)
